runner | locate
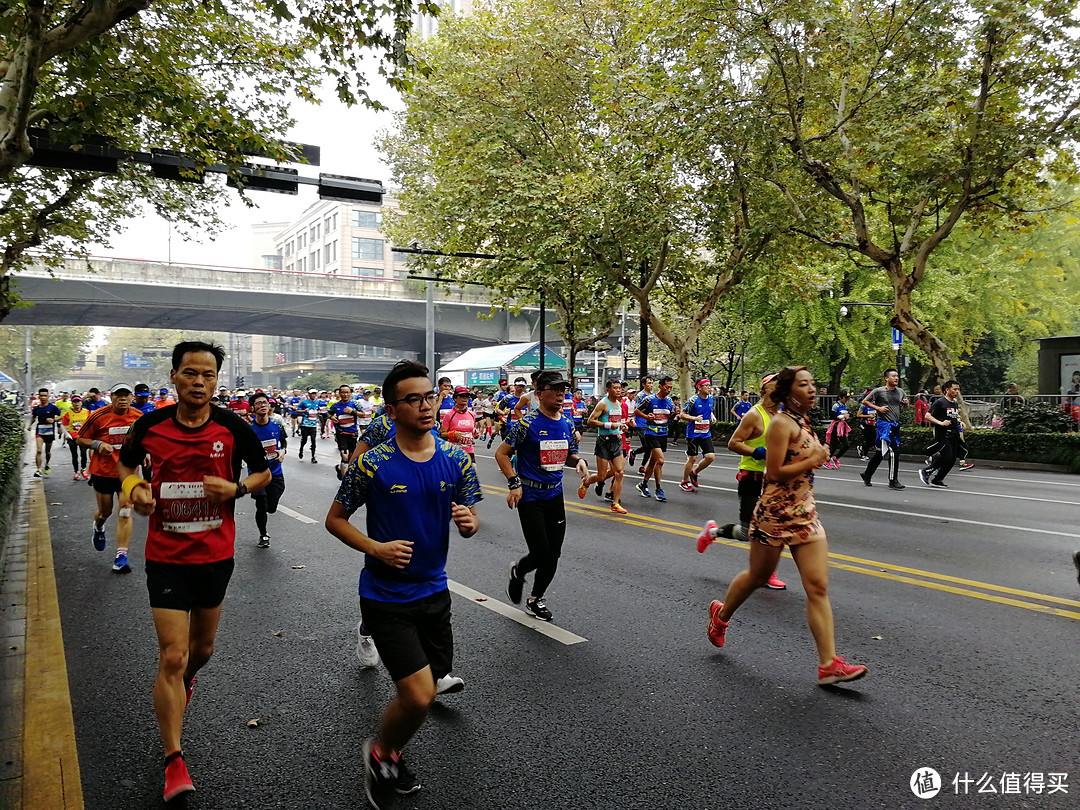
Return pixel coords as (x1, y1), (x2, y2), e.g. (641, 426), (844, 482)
(84, 387), (106, 411)
(440, 386), (478, 461)
(478, 390), (496, 445)
(228, 389), (251, 420)
(494, 377), (527, 445)
(248, 391), (287, 547)
(860, 369), (907, 490)
(77, 383), (142, 572)
(855, 388), (876, 460)
(288, 389), (303, 436)
(117, 340), (271, 802)
(155, 387), (176, 409)
(579, 379), (629, 513)
(297, 388), (320, 463)
(27, 387), (61, 477)
(134, 383), (158, 415)
(730, 391), (753, 422)
(628, 376), (654, 470)
(369, 386), (384, 411)
(696, 373), (786, 591)
(330, 384), (359, 479)
(824, 391), (852, 469)
(570, 388), (587, 435)
(318, 391), (331, 438)
(436, 377), (455, 425)
(356, 388), (377, 436)
(634, 376), (674, 502)
(62, 395), (90, 479)
(499, 369), (589, 622)
(705, 366), (868, 686)
(324, 360), (480, 810)
(919, 380), (962, 488)
(679, 379), (717, 492)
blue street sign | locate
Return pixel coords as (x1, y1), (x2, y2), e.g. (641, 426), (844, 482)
(892, 328), (903, 346)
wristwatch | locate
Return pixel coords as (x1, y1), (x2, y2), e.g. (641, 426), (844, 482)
(506, 475), (521, 490)
(235, 482), (248, 499)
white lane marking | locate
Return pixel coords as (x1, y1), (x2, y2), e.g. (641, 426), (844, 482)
(448, 579), (587, 645)
(278, 505), (317, 524)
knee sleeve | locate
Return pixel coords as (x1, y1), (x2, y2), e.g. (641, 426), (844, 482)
(118, 507), (133, 519)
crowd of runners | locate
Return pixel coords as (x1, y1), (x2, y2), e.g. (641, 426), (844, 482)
(20, 344), (1080, 809)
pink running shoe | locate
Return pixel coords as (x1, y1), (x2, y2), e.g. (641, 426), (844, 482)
(766, 572), (787, 589)
(697, 520), (718, 553)
(707, 600), (729, 647)
(163, 752), (195, 802)
(185, 677), (197, 708)
(817, 655), (868, 685)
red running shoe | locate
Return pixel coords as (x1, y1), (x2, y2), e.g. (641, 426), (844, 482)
(697, 520), (718, 553)
(707, 600), (729, 647)
(163, 751), (195, 802)
(766, 572), (787, 590)
(817, 655), (868, 685)
(689, 471), (699, 489)
(185, 677), (197, 708)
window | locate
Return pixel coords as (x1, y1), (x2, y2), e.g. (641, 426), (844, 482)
(263, 254), (282, 270)
(325, 215), (334, 233)
(352, 266), (384, 278)
(311, 251), (319, 269)
(309, 225), (317, 243)
(329, 240), (337, 262)
(297, 233), (306, 250)
(285, 240), (294, 257)
(324, 244), (331, 265)
(297, 256), (306, 272)
(351, 237), (383, 261)
(351, 209), (382, 229)
(285, 263), (294, 273)
(393, 268), (409, 280)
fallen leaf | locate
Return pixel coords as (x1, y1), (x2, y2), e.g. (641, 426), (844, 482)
(291, 565), (306, 569)
(475, 597), (488, 602)
(50, 502), (62, 505)
(246, 718), (260, 728)
(871, 635), (884, 640)
(272, 631), (283, 637)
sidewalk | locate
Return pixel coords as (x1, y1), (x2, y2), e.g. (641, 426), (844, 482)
(0, 444), (83, 810)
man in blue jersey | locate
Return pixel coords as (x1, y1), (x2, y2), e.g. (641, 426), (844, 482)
(248, 392), (287, 548)
(330, 384), (359, 480)
(627, 376), (653, 470)
(635, 376), (674, 501)
(297, 388), (320, 463)
(498, 370), (589, 622)
(436, 377), (455, 425)
(679, 378), (717, 492)
(133, 383), (158, 415)
(325, 360), (480, 810)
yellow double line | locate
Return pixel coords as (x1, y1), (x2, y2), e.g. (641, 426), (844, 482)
(482, 484), (1080, 622)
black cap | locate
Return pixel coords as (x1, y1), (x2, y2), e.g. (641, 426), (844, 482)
(134, 383), (152, 395)
(535, 370), (570, 389)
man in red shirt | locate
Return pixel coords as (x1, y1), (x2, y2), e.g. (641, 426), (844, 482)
(117, 341), (270, 803)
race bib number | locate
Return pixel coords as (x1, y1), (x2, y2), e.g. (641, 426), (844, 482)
(36, 424), (54, 436)
(337, 413), (355, 427)
(651, 409), (669, 426)
(539, 439), (569, 472)
(108, 424), (131, 449)
(608, 414), (623, 428)
(694, 420), (710, 436)
(262, 438), (279, 461)
(318, 405), (328, 414)
(158, 481), (223, 533)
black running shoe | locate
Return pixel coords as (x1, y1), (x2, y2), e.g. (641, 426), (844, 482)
(258, 535), (270, 548)
(594, 480), (604, 497)
(1073, 550), (1080, 586)
(860, 471), (872, 487)
(311, 456), (318, 464)
(524, 597), (553, 621)
(628, 449), (637, 467)
(603, 491), (614, 501)
(506, 564), (524, 604)
(363, 740), (397, 810)
(888, 479), (905, 490)
(394, 756), (422, 795)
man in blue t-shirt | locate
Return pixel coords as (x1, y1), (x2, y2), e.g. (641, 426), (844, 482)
(325, 360), (480, 808)
(628, 376), (654, 469)
(297, 388), (320, 463)
(496, 369), (588, 623)
(730, 391), (753, 421)
(248, 392), (287, 547)
(679, 378), (717, 492)
(28, 387), (62, 476)
(634, 376), (674, 501)
(329, 384), (359, 479)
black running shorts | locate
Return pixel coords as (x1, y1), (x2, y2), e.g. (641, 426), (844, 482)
(594, 435), (623, 461)
(641, 434), (668, 453)
(146, 558), (235, 611)
(253, 474), (285, 513)
(686, 436), (715, 457)
(336, 431), (358, 457)
(90, 474), (122, 495)
(360, 589), (453, 683)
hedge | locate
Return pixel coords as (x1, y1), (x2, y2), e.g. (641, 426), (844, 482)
(0, 404), (25, 538)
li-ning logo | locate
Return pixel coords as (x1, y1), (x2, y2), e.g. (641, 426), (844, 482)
(210, 439), (225, 459)
(390, 484), (408, 494)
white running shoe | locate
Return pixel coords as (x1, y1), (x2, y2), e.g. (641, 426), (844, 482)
(356, 623), (381, 669)
(436, 675), (465, 695)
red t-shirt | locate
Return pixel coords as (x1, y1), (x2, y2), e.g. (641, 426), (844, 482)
(119, 405), (269, 564)
(80, 406), (143, 478)
(441, 408), (477, 453)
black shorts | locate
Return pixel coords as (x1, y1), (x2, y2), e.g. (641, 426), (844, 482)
(641, 434), (668, 453)
(35, 432), (55, 444)
(360, 589), (453, 683)
(90, 474), (122, 495)
(482, 413), (495, 420)
(686, 436), (715, 457)
(336, 432), (358, 456)
(594, 435), (623, 461)
(253, 474), (285, 512)
(146, 558), (235, 611)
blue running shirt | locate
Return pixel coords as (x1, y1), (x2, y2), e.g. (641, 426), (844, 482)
(504, 409), (579, 502)
(638, 394), (674, 437)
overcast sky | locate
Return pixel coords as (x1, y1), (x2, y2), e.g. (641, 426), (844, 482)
(93, 74), (402, 268)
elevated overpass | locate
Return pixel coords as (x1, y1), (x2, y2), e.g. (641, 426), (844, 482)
(5, 257), (556, 354)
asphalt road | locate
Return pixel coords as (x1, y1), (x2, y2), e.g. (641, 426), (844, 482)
(42, 435), (1080, 810)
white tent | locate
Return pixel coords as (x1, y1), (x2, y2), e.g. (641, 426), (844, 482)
(437, 342), (566, 387)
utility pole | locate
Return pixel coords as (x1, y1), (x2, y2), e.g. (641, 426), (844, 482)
(23, 327), (32, 400)
(425, 280), (435, 375)
(639, 260), (649, 382)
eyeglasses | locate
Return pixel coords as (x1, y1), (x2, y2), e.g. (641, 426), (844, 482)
(389, 392), (440, 408)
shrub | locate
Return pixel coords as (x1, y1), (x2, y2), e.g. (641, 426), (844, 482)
(1001, 400), (1077, 434)
(0, 404), (25, 537)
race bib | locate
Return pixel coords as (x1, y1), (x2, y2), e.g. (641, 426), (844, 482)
(36, 424), (54, 436)
(158, 481), (223, 533)
(652, 409), (670, 425)
(337, 413), (355, 427)
(262, 438), (279, 461)
(318, 405), (328, 414)
(539, 439), (569, 471)
(694, 420), (711, 436)
(108, 424), (131, 449)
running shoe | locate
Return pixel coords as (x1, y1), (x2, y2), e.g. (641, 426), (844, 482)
(655, 487), (667, 502)
(930, 480), (948, 488)
(678, 482), (694, 493)
(956, 462), (974, 471)
(817, 655), (868, 686)
(112, 552), (131, 573)
(92, 524), (106, 552)
(435, 675), (465, 695)
(697, 520), (718, 553)
(594, 480), (604, 497)
(43, 465), (50, 475)
(33, 469), (41, 478)
(832, 458), (841, 468)
(603, 491), (614, 501)
(628, 449), (637, 467)
(163, 751), (195, 802)
(363, 739), (398, 810)
(335, 464), (344, 481)
(258, 535), (270, 548)
(524, 597), (553, 621)
(859, 471), (872, 487)
(506, 564), (524, 604)
(610, 502), (628, 515)
(394, 756), (422, 795)
(637, 465), (646, 475)
(72, 473), (80, 480)
(578, 482), (588, 499)
(766, 572), (786, 590)
(486, 437), (494, 449)
(715, 523), (737, 540)
(689, 471), (699, 489)
(356, 624), (381, 668)
(888, 479), (905, 491)
(310, 456), (317, 464)
(707, 600), (729, 647)
(185, 678), (197, 708)
(1073, 550), (1080, 586)
(636, 481), (650, 498)
(918, 467), (932, 486)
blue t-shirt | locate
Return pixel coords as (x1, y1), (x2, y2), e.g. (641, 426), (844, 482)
(329, 400), (359, 434)
(438, 395), (455, 424)
(134, 400), (157, 415)
(334, 437), (482, 602)
(84, 400), (107, 411)
(31, 404), (62, 436)
(298, 399), (320, 428)
(562, 394), (574, 420)
(250, 418), (285, 477)
(733, 400), (753, 420)
(360, 413), (439, 448)
(638, 394), (674, 437)
(684, 395), (714, 438)
(634, 392), (649, 428)
(832, 402), (850, 421)
(317, 398), (329, 416)
(504, 409), (579, 502)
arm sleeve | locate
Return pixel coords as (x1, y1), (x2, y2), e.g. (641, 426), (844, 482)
(278, 426), (288, 452)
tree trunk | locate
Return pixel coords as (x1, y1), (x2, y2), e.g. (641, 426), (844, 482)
(828, 351), (849, 394)
(673, 343), (693, 404)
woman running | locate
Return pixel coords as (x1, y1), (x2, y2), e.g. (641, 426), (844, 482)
(706, 365), (868, 686)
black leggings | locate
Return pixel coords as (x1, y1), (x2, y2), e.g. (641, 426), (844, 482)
(67, 437), (89, 471)
(516, 495), (566, 599)
(299, 426), (317, 456)
(737, 473), (765, 532)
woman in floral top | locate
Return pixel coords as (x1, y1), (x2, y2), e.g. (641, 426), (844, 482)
(706, 366), (869, 686)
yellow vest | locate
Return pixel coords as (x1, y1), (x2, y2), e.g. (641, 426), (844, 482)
(737, 402), (772, 473)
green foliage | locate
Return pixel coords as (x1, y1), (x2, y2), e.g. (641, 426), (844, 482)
(289, 372), (360, 392)
(1001, 401), (1078, 434)
(0, 325), (91, 385)
(0, 404), (25, 537)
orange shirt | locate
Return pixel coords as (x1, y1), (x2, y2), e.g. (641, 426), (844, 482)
(62, 408), (90, 437)
(154, 397), (176, 409)
(80, 406), (143, 478)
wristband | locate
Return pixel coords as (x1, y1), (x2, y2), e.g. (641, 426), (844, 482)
(235, 482), (248, 499)
(91, 439), (105, 452)
(751, 447), (767, 460)
(121, 474), (150, 499)
(506, 476), (521, 490)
